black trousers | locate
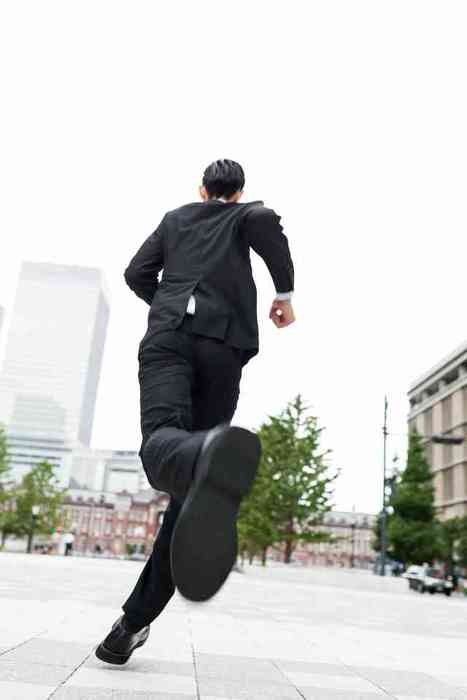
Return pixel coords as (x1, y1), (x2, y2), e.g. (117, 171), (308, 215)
(122, 315), (244, 628)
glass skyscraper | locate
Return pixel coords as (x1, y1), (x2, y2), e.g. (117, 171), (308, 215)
(0, 262), (110, 481)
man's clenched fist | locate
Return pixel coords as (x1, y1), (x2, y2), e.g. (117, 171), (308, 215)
(269, 299), (296, 328)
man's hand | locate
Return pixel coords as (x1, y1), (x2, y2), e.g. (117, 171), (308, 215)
(269, 299), (296, 328)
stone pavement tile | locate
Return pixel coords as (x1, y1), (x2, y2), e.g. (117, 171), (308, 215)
(4, 638), (92, 668)
(300, 690), (386, 699)
(287, 672), (382, 694)
(394, 696), (467, 700)
(0, 658), (70, 685)
(353, 667), (467, 699)
(197, 665), (287, 685)
(66, 666), (196, 695)
(0, 681), (56, 700)
(54, 687), (196, 699)
(195, 653), (287, 684)
(197, 677), (302, 699)
(0, 631), (39, 648)
(274, 659), (357, 676)
(437, 674), (467, 690)
(87, 655), (195, 678)
(196, 653), (282, 671)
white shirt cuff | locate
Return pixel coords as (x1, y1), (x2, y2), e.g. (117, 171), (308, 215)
(275, 291), (293, 301)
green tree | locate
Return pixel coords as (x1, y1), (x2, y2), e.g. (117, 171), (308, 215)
(14, 461), (67, 553)
(372, 512), (386, 555)
(439, 516), (467, 573)
(0, 425), (15, 547)
(372, 471), (399, 557)
(454, 517), (467, 569)
(238, 463), (279, 565)
(239, 396), (336, 564)
(0, 425), (10, 484)
(388, 430), (439, 565)
(439, 518), (462, 577)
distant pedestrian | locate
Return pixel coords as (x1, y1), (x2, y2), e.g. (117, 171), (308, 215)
(64, 532), (75, 556)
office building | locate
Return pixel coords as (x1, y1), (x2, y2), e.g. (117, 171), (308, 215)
(69, 447), (146, 494)
(0, 262), (110, 481)
(408, 341), (467, 519)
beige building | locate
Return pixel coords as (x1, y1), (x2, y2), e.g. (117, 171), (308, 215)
(408, 341), (467, 519)
(270, 511), (377, 569)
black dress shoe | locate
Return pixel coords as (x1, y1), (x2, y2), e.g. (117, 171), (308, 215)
(95, 615), (149, 665)
(171, 425), (261, 602)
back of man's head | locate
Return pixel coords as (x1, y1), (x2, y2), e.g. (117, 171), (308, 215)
(202, 159), (245, 200)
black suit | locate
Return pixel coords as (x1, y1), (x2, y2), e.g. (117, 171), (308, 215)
(124, 199), (294, 361)
(122, 200), (294, 629)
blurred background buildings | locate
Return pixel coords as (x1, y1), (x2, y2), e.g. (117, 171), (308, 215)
(2, 259), (467, 568)
(408, 342), (467, 519)
(0, 261), (110, 484)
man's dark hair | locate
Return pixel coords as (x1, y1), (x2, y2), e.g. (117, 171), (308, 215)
(202, 159), (245, 199)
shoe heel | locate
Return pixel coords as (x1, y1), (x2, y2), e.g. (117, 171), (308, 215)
(208, 428), (261, 500)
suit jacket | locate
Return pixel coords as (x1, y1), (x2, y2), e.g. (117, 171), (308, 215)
(124, 199), (294, 363)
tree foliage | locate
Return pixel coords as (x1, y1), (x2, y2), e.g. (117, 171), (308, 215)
(0, 425), (11, 490)
(388, 430), (439, 565)
(0, 425), (15, 545)
(13, 461), (67, 551)
(439, 517), (467, 572)
(238, 396), (336, 564)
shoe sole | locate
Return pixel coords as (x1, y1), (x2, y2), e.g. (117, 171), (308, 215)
(171, 426), (261, 602)
(95, 638), (146, 665)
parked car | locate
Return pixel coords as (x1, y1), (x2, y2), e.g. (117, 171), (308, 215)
(409, 565), (454, 596)
(403, 565), (425, 590)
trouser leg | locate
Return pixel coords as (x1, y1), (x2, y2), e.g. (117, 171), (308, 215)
(123, 328), (243, 628)
(122, 497), (181, 628)
(191, 334), (243, 430)
(123, 330), (195, 627)
(137, 331), (204, 501)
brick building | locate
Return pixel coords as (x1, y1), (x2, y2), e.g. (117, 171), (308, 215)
(270, 511), (377, 568)
(62, 489), (169, 557)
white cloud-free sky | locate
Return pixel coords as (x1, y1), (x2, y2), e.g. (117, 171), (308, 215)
(1, 1), (466, 513)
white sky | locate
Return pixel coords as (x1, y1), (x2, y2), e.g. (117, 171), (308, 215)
(1, 1), (466, 514)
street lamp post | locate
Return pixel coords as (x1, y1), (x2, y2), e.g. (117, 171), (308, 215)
(380, 397), (389, 576)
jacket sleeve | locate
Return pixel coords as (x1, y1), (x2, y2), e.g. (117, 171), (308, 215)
(244, 206), (294, 294)
(124, 215), (167, 305)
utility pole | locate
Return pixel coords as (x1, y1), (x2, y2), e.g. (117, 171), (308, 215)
(380, 396), (388, 576)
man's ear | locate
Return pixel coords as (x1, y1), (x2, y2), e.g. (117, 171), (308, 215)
(199, 185), (208, 201)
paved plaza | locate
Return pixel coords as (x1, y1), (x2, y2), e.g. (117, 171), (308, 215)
(0, 552), (466, 699)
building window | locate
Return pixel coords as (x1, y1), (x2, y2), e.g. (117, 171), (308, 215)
(423, 408), (433, 439)
(444, 442), (454, 467)
(443, 468), (454, 502)
(424, 441), (434, 467)
(441, 396), (453, 433)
